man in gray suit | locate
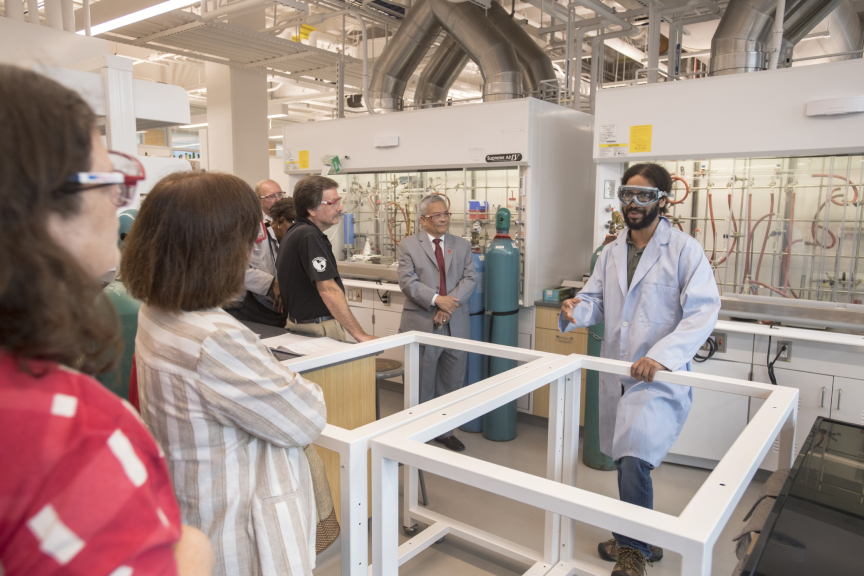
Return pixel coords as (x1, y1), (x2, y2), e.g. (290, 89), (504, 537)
(398, 194), (477, 451)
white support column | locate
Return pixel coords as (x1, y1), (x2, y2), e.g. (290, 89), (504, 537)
(543, 375), (566, 564)
(680, 545), (711, 576)
(559, 371), (580, 563)
(43, 0), (63, 29)
(403, 342), (421, 531)
(778, 400), (798, 468)
(341, 441), (370, 576)
(6, 0), (25, 21)
(27, 0), (40, 24)
(100, 55), (138, 155)
(204, 9), (268, 187)
(372, 451), (400, 576)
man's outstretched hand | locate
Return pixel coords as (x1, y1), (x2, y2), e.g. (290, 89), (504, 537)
(631, 357), (667, 383)
(560, 297), (582, 325)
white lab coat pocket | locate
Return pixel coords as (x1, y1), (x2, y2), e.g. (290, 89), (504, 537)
(638, 284), (677, 325)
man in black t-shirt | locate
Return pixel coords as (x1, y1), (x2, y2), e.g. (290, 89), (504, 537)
(276, 175), (376, 342)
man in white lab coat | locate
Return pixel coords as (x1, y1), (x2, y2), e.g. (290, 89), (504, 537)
(560, 163), (720, 576)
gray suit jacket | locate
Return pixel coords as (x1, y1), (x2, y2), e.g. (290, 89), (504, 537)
(397, 231), (477, 338)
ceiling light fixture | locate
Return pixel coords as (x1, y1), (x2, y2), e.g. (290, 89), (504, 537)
(78, 0), (200, 36)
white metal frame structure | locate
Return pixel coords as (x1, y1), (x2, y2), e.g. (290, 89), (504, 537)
(371, 355), (799, 576)
(279, 331), (557, 576)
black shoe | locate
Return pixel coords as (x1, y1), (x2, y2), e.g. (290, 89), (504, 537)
(433, 436), (465, 452)
(599, 539), (663, 562)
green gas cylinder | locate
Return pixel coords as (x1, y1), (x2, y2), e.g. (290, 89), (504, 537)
(96, 280), (141, 400)
(482, 208), (520, 441)
(582, 237), (616, 471)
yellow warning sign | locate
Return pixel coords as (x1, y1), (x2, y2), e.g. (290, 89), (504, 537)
(629, 125), (652, 153)
(298, 150), (310, 170)
(599, 143), (628, 148)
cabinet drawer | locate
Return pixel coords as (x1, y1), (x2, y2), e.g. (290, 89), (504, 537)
(535, 327), (587, 355)
(535, 306), (564, 331)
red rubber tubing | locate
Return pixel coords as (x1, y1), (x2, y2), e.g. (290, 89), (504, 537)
(708, 193), (716, 262)
(810, 188), (841, 249)
(668, 176), (690, 205)
(744, 194), (753, 282)
(754, 193), (775, 288)
(431, 191), (451, 210)
(811, 174), (859, 205)
(387, 202), (409, 245)
(713, 194), (738, 266)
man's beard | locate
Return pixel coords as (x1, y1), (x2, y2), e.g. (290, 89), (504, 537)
(623, 201), (662, 231)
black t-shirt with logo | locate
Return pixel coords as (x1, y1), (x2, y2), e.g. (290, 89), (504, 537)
(276, 217), (344, 322)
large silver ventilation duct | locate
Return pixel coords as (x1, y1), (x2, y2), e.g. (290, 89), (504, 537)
(485, 1), (558, 96)
(709, 0), (777, 75)
(370, 0), (523, 111)
(414, 1), (557, 108)
(414, 35), (471, 108)
(710, 0), (860, 75)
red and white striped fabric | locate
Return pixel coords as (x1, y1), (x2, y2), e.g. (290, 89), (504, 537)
(0, 353), (182, 576)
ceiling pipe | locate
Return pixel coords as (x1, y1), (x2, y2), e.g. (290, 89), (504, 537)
(370, 0), (523, 111)
(414, 35), (471, 107)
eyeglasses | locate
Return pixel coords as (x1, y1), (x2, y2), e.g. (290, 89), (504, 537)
(320, 195), (344, 206)
(423, 211), (452, 221)
(260, 191), (286, 201)
(617, 185), (669, 207)
(65, 150), (145, 208)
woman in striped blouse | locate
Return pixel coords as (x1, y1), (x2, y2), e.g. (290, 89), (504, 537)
(121, 171), (328, 576)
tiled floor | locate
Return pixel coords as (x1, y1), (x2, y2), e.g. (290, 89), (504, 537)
(313, 386), (762, 576)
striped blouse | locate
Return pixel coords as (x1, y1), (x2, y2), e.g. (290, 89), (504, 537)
(135, 305), (327, 576)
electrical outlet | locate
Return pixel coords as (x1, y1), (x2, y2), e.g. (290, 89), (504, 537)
(776, 341), (792, 362)
(347, 289), (362, 303)
(700, 331), (727, 353)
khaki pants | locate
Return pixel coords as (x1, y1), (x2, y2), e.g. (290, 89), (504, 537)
(285, 318), (347, 342)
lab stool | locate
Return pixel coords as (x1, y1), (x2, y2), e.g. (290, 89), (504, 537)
(375, 358), (428, 509)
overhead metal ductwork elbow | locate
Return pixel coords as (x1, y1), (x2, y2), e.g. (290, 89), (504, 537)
(710, 0), (862, 76)
(370, 0), (523, 111)
(414, 35), (470, 108)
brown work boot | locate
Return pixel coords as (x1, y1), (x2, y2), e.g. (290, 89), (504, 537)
(598, 538), (664, 562)
(611, 546), (652, 576)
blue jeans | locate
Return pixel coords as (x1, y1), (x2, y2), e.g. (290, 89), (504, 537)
(612, 456), (654, 559)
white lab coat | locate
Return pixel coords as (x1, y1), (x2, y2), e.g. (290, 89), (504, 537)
(559, 217), (720, 467)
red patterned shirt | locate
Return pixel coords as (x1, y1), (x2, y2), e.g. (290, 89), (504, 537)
(0, 353), (182, 575)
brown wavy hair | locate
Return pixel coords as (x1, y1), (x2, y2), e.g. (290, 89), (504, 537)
(0, 65), (121, 375)
(121, 171), (261, 312)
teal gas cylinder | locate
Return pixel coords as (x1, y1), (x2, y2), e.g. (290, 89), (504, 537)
(482, 208), (520, 442)
(582, 236), (616, 471)
(459, 250), (485, 433)
(96, 280), (141, 400)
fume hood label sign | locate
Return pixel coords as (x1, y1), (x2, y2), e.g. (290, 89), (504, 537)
(599, 124), (618, 144)
(485, 153), (522, 162)
(299, 150), (310, 170)
(629, 125), (653, 153)
(598, 143), (628, 158)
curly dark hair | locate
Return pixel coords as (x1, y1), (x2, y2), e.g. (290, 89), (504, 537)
(622, 163), (673, 214)
(121, 171), (262, 312)
(269, 196), (296, 223)
(0, 65), (121, 376)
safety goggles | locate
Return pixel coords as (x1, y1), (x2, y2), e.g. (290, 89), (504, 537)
(320, 195), (344, 207)
(260, 191), (286, 201)
(617, 185), (669, 207)
(66, 151), (145, 208)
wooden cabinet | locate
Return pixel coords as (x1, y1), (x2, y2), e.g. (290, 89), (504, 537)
(533, 305), (587, 423)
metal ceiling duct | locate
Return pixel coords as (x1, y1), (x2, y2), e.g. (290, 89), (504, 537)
(414, 35), (470, 108)
(484, 1), (558, 97)
(370, 0), (523, 111)
(413, 1), (557, 108)
(709, 0), (860, 75)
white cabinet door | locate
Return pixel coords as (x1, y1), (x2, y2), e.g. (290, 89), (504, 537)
(751, 366), (832, 471)
(830, 377), (864, 427)
(373, 309), (404, 365)
(668, 360), (750, 463)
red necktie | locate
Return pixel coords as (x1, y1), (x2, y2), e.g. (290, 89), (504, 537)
(433, 238), (447, 297)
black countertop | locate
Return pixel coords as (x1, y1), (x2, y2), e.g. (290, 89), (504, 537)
(744, 417), (864, 575)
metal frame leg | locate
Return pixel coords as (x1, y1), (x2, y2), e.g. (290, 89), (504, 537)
(403, 343), (421, 532)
